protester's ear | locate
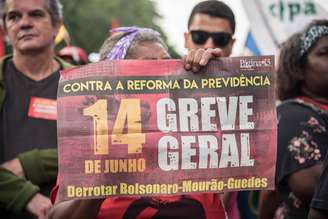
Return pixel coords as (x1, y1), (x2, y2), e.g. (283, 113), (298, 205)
(53, 20), (63, 39)
(2, 16), (8, 34)
(226, 38), (235, 57)
(184, 32), (189, 49)
(231, 38), (236, 48)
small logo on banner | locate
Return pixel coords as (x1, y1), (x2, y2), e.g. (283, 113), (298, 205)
(240, 58), (272, 70)
(28, 97), (57, 120)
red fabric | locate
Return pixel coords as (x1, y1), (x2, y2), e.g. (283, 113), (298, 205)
(0, 28), (5, 57)
(51, 184), (226, 219)
(50, 184), (58, 204)
(299, 96), (328, 112)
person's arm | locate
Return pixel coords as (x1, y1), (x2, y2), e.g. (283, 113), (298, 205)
(287, 164), (322, 205)
(1, 157), (25, 178)
(2, 148), (58, 185)
(19, 148), (58, 185)
(309, 153), (328, 219)
(0, 166), (39, 213)
(258, 190), (282, 219)
(0, 166), (53, 218)
(49, 183), (105, 219)
(308, 208), (328, 219)
(26, 193), (52, 219)
(49, 199), (104, 219)
(221, 192), (233, 209)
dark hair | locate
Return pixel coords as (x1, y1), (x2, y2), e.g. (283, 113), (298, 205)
(187, 0), (235, 34)
(277, 19), (328, 100)
(1, 0), (63, 26)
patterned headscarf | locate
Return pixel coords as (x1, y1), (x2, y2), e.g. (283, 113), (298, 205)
(106, 26), (160, 60)
(300, 25), (328, 57)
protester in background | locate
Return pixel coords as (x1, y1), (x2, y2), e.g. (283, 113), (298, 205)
(184, 1), (240, 218)
(49, 26), (226, 219)
(306, 21), (328, 219)
(184, 0), (235, 55)
(57, 46), (88, 65)
(267, 19), (328, 219)
(0, 0), (71, 218)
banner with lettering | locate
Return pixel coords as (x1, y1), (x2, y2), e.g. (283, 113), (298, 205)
(243, 0), (328, 55)
(57, 56), (277, 201)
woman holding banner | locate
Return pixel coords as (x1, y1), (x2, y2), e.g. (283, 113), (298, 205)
(49, 26), (227, 219)
(260, 19), (328, 219)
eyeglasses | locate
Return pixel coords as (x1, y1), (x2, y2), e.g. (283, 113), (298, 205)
(190, 30), (232, 48)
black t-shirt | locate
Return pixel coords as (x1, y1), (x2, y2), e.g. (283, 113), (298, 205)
(0, 60), (60, 218)
(1, 60), (59, 161)
(276, 99), (328, 219)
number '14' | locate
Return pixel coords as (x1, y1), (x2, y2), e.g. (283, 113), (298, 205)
(83, 99), (145, 155)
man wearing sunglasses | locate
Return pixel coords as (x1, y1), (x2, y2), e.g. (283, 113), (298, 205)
(184, 1), (240, 218)
(184, 0), (235, 57)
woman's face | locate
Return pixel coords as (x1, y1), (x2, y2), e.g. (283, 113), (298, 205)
(303, 36), (328, 99)
(126, 41), (170, 60)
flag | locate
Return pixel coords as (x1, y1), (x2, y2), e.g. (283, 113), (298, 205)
(243, 0), (328, 55)
(55, 25), (71, 46)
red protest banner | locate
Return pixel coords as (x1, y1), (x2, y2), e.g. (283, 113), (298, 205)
(57, 56), (277, 201)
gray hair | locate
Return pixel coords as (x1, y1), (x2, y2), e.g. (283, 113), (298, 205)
(46, 0), (63, 24)
(1, 0), (63, 25)
(99, 28), (168, 61)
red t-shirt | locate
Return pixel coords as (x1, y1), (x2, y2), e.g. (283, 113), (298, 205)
(51, 184), (226, 219)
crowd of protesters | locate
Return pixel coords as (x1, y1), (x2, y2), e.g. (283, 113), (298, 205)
(0, 0), (327, 219)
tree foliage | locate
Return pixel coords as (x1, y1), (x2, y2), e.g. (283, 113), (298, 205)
(60, 0), (179, 57)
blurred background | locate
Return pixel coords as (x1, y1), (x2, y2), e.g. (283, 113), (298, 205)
(0, 0), (327, 61)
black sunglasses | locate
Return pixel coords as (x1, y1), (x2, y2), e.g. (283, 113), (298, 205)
(190, 30), (232, 47)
